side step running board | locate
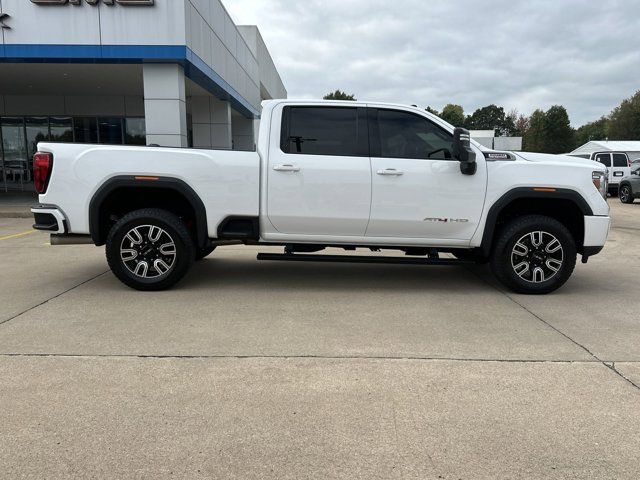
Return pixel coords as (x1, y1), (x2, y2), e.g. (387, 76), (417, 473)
(256, 253), (474, 266)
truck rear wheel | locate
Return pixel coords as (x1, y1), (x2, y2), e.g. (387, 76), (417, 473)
(490, 215), (576, 295)
(106, 208), (195, 291)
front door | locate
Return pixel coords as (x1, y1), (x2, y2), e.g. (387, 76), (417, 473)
(266, 105), (371, 236)
(366, 108), (487, 241)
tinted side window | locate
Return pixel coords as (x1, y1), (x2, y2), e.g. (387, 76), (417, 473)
(282, 107), (364, 157)
(612, 153), (628, 167)
(375, 109), (453, 160)
(595, 153), (611, 167)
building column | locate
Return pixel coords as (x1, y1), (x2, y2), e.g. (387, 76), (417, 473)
(232, 115), (256, 151)
(143, 64), (188, 148)
(191, 96), (213, 149)
(210, 98), (232, 150)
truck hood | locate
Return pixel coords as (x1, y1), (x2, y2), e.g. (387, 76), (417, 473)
(514, 151), (603, 170)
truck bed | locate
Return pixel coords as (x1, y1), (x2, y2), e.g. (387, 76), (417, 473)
(36, 143), (261, 238)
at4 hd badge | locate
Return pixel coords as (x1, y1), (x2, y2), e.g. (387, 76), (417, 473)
(0, 12), (11, 29)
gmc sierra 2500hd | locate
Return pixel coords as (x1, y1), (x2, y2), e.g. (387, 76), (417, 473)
(31, 100), (611, 294)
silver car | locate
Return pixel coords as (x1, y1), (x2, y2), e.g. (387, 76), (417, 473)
(618, 164), (640, 203)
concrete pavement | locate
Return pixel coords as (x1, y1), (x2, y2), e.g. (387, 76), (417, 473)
(0, 200), (639, 479)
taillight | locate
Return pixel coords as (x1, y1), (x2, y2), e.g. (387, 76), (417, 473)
(33, 152), (53, 194)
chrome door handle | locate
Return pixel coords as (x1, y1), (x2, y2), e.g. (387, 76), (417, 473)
(377, 168), (404, 176)
(273, 164), (300, 172)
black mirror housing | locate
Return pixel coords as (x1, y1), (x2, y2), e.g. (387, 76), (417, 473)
(453, 127), (477, 175)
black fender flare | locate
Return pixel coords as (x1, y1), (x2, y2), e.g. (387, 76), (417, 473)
(89, 176), (209, 248)
(480, 187), (593, 256)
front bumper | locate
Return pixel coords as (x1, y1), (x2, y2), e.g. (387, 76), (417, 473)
(31, 205), (67, 234)
(583, 215), (611, 250)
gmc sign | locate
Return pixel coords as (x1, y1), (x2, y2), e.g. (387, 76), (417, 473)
(31, 0), (154, 5)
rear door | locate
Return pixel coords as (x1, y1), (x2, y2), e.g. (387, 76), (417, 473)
(266, 105), (371, 236)
(611, 153), (630, 185)
(366, 107), (487, 241)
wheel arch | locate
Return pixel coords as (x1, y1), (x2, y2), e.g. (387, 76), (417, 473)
(89, 176), (208, 248)
(480, 187), (593, 257)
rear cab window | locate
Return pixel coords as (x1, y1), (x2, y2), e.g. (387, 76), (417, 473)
(280, 106), (368, 157)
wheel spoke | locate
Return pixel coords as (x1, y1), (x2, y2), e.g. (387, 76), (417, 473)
(532, 267), (545, 283)
(121, 249), (138, 261)
(154, 259), (172, 275)
(148, 226), (162, 243)
(546, 259), (562, 273)
(134, 261), (149, 277)
(513, 242), (529, 256)
(530, 231), (543, 248)
(159, 242), (176, 256)
(126, 228), (143, 246)
(545, 238), (562, 254)
(513, 261), (530, 277)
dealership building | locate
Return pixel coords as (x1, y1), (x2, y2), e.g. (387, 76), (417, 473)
(0, 0), (287, 193)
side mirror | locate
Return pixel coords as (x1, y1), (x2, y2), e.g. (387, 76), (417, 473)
(453, 127), (477, 175)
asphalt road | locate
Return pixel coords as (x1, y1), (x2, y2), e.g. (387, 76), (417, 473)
(1, 200), (639, 479)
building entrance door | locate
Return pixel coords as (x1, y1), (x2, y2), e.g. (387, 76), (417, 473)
(1, 118), (30, 192)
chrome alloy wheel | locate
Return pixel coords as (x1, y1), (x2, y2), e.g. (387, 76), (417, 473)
(620, 186), (632, 203)
(510, 231), (564, 283)
(120, 225), (177, 279)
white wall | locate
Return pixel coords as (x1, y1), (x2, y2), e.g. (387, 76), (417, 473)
(1, 0), (286, 114)
(238, 25), (288, 100)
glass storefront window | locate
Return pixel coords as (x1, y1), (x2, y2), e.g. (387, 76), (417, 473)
(1, 115), (146, 192)
(125, 118), (146, 145)
(99, 117), (124, 145)
(74, 117), (98, 144)
(1, 118), (29, 191)
(25, 117), (50, 160)
(50, 117), (74, 143)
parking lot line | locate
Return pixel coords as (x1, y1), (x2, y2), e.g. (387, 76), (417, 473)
(0, 230), (35, 241)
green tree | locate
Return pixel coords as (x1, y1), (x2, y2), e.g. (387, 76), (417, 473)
(543, 105), (575, 153)
(323, 90), (356, 101)
(440, 104), (465, 127)
(607, 90), (640, 140)
(465, 104), (510, 135)
(523, 106), (575, 153)
(513, 113), (530, 137)
(575, 117), (609, 146)
(425, 106), (440, 117)
(523, 109), (546, 152)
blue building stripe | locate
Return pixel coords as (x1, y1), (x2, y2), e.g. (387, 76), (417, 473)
(0, 44), (259, 118)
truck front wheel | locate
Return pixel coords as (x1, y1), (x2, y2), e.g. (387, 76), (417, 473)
(490, 215), (576, 295)
(106, 208), (195, 291)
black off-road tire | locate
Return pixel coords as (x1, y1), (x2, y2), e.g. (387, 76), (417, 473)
(195, 245), (217, 261)
(106, 208), (195, 291)
(490, 215), (576, 295)
(619, 185), (635, 204)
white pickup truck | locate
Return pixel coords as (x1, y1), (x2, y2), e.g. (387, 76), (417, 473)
(31, 100), (611, 294)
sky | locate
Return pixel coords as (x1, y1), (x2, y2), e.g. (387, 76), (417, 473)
(223, 0), (640, 127)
